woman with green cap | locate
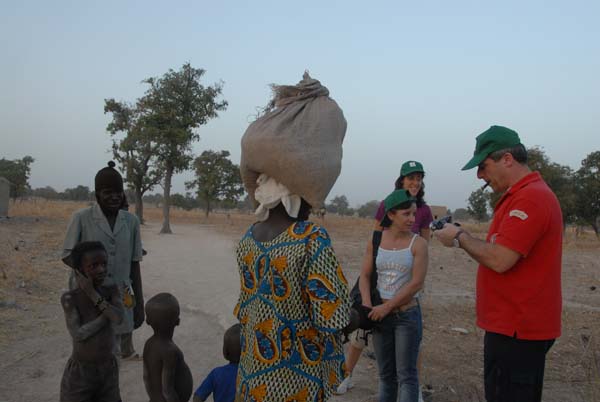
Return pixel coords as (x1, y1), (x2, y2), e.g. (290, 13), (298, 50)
(374, 160), (433, 237)
(359, 189), (429, 402)
(337, 161), (432, 397)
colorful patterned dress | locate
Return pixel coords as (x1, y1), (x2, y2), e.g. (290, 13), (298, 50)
(234, 221), (350, 402)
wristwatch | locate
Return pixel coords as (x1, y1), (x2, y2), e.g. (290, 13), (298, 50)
(453, 229), (465, 248)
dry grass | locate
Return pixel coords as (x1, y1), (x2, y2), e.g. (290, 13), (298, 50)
(8, 198), (91, 220)
(2, 200), (599, 400)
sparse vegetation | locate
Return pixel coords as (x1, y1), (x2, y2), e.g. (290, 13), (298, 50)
(1, 199), (598, 401)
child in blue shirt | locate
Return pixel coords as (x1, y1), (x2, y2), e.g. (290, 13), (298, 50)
(194, 324), (241, 402)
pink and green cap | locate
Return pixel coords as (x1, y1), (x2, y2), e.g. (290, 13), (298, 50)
(462, 125), (522, 170)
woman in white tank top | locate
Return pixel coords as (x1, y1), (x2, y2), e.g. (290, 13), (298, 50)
(359, 190), (429, 402)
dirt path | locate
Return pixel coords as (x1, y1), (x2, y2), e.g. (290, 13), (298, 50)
(1, 222), (240, 402)
(1, 213), (599, 402)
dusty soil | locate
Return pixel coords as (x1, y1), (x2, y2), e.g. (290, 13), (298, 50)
(1, 201), (599, 402)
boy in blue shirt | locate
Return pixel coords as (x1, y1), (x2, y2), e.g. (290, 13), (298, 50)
(193, 324), (241, 402)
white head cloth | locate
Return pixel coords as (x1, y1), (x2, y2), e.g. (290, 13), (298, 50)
(254, 173), (301, 222)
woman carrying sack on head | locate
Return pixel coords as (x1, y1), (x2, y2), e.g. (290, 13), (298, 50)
(234, 73), (351, 402)
(360, 190), (429, 402)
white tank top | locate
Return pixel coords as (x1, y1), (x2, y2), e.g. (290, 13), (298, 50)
(376, 234), (418, 300)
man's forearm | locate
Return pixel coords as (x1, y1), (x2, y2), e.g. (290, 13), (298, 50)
(458, 232), (514, 273)
(130, 262), (144, 303)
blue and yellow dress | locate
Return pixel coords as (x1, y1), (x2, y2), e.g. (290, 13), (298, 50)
(234, 221), (350, 402)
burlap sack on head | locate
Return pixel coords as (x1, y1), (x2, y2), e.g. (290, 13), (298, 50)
(240, 72), (347, 210)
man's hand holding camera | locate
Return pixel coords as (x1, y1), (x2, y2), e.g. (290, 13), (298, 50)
(435, 223), (465, 248)
(430, 216), (465, 248)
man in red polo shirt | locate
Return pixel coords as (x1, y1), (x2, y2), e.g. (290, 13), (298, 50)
(435, 125), (562, 402)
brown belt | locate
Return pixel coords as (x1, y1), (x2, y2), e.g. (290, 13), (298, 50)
(381, 298), (419, 313)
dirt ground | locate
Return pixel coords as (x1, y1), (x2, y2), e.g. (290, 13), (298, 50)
(1, 200), (599, 402)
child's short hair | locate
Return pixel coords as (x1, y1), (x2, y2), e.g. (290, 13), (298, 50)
(146, 293), (180, 331)
(223, 323), (241, 364)
(71, 241), (107, 271)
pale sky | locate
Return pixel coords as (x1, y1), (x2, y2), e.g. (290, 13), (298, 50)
(2, 1), (599, 210)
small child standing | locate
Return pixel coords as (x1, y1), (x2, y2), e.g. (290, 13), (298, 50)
(143, 293), (193, 402)
(60, 241), (124, 402)
(193, 324), (241, 402)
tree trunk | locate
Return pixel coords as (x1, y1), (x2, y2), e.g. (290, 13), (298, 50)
(134, 187), (144, 224)
(160, 165), (173, 234)
(205, 199), (210, 218)
(592, 222), (599, 239)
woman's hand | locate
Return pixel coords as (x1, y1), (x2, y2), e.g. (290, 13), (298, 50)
(368, 303), (392, 321)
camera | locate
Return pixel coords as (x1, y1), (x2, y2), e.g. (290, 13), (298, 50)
(430, 215), (453, 231)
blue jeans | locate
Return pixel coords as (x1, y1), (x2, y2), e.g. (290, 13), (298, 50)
(372, 305), (422, 402)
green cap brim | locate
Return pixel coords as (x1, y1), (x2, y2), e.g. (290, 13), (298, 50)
(462, 151), (488, 170)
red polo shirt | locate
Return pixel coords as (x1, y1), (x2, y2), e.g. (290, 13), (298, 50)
(476, 172), (562, 340)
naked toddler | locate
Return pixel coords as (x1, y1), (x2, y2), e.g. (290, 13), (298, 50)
(143, 292), (193, 402)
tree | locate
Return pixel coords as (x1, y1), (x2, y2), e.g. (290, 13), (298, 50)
(326, 195), (353, 216)
(527, 147), (576, 224)
(467, 188), (489, 222)
(186, 150), (244, 217)
(0, 156), (34, 200)
(61, 185), (92, 201)
(356, 200), (380, 218)
(325, 195), (354, 215)
(170, 193), (199, 211)
(31, 186), (59, 200)
(104, 99), (163, 223)
(140, 63), (228, 233)
(574, 151), (600, 236)
(237, 195), (254, 211)
(142, 193), (163, 208)
(452, 208), (471, 221)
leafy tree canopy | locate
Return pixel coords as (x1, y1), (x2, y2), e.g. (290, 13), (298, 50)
(186, 150), (244, 217)
(104, 98), (163, 223)
(0, 156), (35, 199)
(452, 207), (471, 221)
(139, 63), (228, 233)
(356, 200), (380, 218)
(574, 150), (600, 236)
(527, 147), (575, 223)
(467, 188), (489, 222)
(326, 195), (354, 216)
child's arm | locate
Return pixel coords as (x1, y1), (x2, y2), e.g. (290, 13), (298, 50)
(161, 351), (181, 402)
(131, 217), (145, 329)
(193, 370), (214, 402)
(61, 293), (108, 342)
(130, 261), (145, 329)
(75, 271), (123, 324)
(102, 284), (125, 324)
(61, 213), (82, 268)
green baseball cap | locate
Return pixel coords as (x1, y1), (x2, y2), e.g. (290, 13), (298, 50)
(462, 125), (522, 170)
(400, 160), (424, 176)
(383, 190), (416, 213)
